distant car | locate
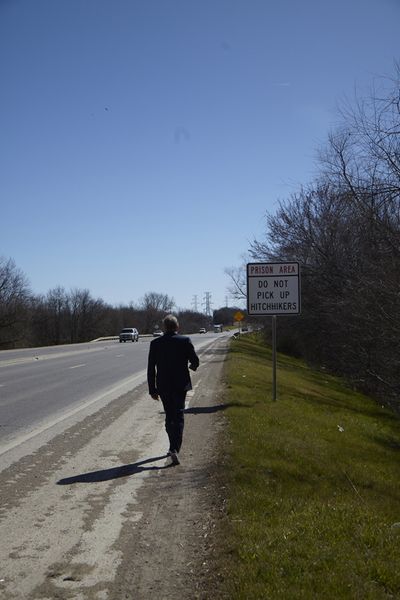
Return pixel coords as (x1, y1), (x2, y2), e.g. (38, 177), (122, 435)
(119, 327), (139, 342)
(153, 330), (163, 337)
(199, 328), (207, 334)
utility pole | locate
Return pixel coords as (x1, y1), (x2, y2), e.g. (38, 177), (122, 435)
(192, 295), (199, 312)
(203, 292), (212, 317)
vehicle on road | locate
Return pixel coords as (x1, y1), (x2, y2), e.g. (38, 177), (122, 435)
(119, 328), (139, 342)
(199, 328), (207, 334)
(152, 330), (163, 337)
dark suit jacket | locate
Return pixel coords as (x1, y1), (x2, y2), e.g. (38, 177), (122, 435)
(147, 332), (199, 395)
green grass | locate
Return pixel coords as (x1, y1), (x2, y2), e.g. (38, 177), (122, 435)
(218, 333), (400, 599)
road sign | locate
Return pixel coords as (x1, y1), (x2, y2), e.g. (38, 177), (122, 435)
(247, 262), (301, 316)
(234, 311), (244, 322)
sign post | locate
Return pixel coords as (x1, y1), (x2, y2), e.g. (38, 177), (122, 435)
(234, 310), (244, 334)
(272, 315), (277, 401)
(246, 262), (301, 400)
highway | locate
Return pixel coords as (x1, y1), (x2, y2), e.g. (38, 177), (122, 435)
(0, 332), (225, 459)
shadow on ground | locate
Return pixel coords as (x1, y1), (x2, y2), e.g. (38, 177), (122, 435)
(57, 455), (173, 485)
(185, 402), (250, 414)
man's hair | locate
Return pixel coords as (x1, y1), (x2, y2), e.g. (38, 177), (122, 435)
(163, 314), (179, 332)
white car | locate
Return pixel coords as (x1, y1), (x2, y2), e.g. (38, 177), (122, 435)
(119, 328), (139, 342)
(199, 328), (207, 334)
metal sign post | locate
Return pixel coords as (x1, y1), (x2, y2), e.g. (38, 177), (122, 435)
(246, 262), (301, 401)
(272, 315), (277, 401)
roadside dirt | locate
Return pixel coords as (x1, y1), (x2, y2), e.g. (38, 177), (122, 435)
(0, 338), (230, 599)
(108, 344), (230, 600)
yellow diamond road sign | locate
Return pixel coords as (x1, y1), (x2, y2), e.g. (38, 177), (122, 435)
(234, 311), (244, 322)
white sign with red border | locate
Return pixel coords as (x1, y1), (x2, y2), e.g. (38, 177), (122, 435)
(247, 262), (301, 315)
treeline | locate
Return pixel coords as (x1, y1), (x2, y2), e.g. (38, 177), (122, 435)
(247, 66), (400, 408)
(0, 263), (212, 349)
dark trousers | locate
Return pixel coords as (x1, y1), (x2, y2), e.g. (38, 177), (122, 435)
(160, 390), (187, 453)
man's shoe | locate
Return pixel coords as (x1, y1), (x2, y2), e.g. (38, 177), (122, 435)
(170, 451), (180, 465)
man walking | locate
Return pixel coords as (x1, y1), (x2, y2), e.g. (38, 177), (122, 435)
(147, 314), (199, 465)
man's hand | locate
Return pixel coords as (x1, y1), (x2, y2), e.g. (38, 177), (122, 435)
(151, 393), (159, 401)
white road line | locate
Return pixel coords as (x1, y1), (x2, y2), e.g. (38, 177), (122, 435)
(69, 364), (86, 369)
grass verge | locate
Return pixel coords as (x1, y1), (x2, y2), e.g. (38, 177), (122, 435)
(217, 333), (400, 599)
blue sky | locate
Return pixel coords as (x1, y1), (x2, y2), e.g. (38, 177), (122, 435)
(1, 0), (399, 311)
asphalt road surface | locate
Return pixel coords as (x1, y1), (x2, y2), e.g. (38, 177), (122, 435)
(0, 333), (223, 459)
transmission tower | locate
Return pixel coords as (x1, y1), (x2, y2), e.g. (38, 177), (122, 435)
(203, 291), (212, 317)
(192, 294), (199, 312)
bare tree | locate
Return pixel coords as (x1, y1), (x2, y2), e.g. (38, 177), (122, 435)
(140, 292), (175, 333)
(67, 288), (107, 342)
(0, 257), (31, 347)
(320, 65), (400, 255)
(247, 66), (400, 407)
(141, 292), (175, 313)
(44, 286), (69, 345)
(224, 266), (247, 301)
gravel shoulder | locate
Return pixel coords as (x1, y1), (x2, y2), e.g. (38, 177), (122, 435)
(109, 341), (229, 600)
(0, 337), (229, 599)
